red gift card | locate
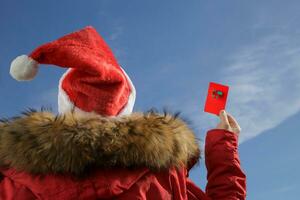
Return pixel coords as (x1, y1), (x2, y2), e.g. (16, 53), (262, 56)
(204, 82), (229, 115)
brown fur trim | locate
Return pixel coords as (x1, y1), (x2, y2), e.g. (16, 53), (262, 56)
(0, 110), (200, 175)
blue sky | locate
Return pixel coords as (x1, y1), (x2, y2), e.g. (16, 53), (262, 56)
(1, 0), (300, 199)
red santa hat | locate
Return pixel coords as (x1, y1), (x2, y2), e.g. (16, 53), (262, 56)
(10, 26), (136, 117)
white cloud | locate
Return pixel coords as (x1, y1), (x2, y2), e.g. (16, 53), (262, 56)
(169, 32), (300, 144)
(222, 33), (300, 143)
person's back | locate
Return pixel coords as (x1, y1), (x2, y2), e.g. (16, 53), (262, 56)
(0, 110), (245, 200)
(0, 26), (246, 199)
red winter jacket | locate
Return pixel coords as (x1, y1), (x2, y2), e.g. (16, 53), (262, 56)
(0, 111), (246, 199)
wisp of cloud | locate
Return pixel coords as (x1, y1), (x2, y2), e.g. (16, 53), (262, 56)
(223, 33), (300, 143)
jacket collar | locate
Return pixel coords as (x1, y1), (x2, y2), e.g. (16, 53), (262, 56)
(0, 109), (200, 176)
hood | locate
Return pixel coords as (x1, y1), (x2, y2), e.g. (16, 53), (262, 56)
(0, 109), (200, 176)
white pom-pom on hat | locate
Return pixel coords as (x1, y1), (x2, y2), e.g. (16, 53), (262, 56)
(10, 55), (39, 81)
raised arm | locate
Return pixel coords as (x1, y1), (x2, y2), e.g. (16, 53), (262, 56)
(205, 111), (246, 199)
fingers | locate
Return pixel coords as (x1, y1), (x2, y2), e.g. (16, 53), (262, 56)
(217, 110), (241, 135)
(219, 110), (229, 126)
(227, 113), (241, 133)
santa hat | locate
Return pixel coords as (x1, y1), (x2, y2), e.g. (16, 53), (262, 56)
(10, 26), (136, 117)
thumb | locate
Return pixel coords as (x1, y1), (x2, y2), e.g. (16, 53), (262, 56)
(219, 110), (229, 125)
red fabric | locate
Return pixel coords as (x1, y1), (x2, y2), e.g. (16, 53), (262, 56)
(0, 129), (246, 199)
(205, 129), (247, 199)
(29, 26), (131, 116)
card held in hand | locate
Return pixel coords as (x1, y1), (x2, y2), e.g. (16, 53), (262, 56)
(204, 82), (229, 115)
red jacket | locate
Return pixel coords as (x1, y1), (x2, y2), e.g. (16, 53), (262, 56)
(0, 111), (246, 199)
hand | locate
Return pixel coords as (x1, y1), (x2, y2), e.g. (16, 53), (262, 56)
(216, 110), (241, 136)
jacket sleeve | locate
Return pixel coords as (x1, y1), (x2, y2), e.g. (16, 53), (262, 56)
(205, 129), (246, 200)
(0, 176), (36, 200)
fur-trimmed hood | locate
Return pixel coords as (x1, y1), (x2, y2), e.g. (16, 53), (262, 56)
(0, 110), (200, 176)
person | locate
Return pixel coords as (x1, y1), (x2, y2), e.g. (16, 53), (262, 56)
(0, 26), (246, 199)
